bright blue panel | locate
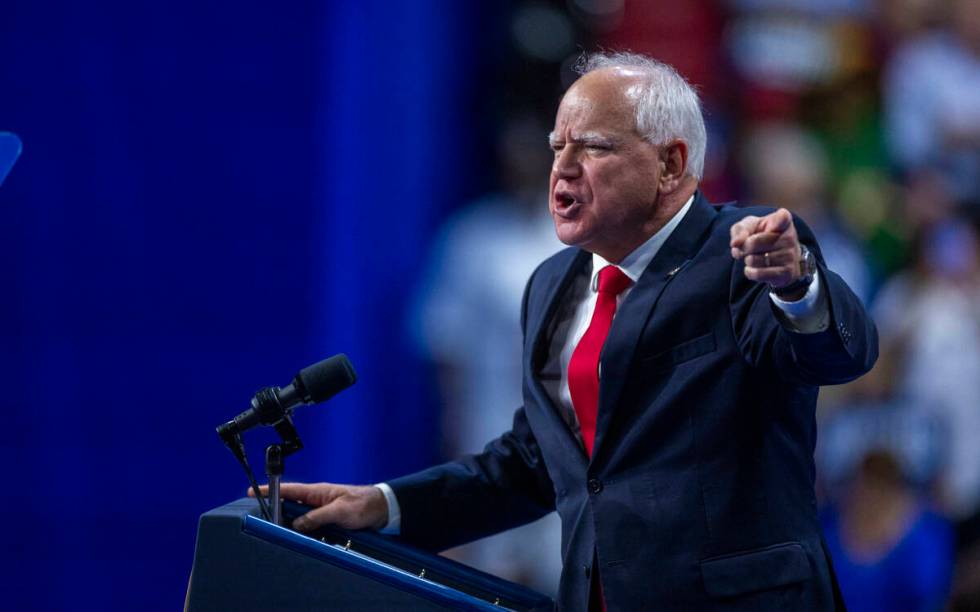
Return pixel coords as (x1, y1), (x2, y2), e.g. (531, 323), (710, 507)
(0, 1), (489, 609)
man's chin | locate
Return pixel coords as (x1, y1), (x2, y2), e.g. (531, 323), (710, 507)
(553, 221), (588, 249)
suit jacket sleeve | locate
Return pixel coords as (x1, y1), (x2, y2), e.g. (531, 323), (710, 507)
(729, 213), (878, 385)
(387, 268), (556, 552)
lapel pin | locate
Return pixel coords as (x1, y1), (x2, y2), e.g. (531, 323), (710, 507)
(666, 260), (691, 279)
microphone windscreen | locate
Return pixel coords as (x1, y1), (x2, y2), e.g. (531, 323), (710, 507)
(297, 354), (357, 403)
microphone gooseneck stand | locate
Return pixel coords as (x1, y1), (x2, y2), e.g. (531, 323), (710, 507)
(266, 445), (284, 526)
(220, 387), (304, 525)
(264, 414), (302, 525)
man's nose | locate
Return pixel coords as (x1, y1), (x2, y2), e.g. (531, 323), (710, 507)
(553, 146), (582, 179)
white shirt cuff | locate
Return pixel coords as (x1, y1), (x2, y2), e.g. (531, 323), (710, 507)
(374, 482), (401, 534)
(769, 270), (829, 333)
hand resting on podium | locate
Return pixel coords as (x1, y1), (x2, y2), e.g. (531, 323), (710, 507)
(250, 482), (388, 532)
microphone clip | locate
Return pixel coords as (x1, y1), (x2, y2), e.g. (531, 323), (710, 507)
(251, 386), (304, 457)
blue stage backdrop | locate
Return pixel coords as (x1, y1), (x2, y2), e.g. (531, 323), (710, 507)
(0, 1), (497, 609)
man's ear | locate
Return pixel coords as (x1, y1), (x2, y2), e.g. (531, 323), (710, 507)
(659, 139), (689, 192)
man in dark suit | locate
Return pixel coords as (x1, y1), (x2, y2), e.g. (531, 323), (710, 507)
(264, 52), (877, 610)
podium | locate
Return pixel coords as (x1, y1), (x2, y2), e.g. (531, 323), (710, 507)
(187, 498), (555, 611)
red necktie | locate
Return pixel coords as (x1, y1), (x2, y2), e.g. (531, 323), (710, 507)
(568, 265), (633, 457)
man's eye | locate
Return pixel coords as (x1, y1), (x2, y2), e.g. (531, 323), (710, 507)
(586, 144), (610, 152)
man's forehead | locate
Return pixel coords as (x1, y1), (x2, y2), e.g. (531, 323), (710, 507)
(558, 71), (640, 116)
(552, 85), (637, 139)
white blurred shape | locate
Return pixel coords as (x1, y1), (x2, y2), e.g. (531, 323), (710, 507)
(727, 17), (836, 90)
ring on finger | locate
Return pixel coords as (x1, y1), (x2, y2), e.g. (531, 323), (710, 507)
(764, 252), (771, 267)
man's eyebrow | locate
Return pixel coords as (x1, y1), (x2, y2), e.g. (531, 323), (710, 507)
(576, 132), (617, 145)
(548, 131), (619, 147)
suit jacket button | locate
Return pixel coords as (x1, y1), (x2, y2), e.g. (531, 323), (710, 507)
(584, 564), (591, 579)
(588, 479), (603, 494)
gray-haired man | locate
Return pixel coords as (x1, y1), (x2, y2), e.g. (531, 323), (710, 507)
(260, 52), (876, 611)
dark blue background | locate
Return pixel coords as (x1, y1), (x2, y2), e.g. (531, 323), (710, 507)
(0, 2), (506, 608)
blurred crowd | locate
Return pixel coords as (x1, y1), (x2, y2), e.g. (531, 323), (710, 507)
(412, 0), (980, 608)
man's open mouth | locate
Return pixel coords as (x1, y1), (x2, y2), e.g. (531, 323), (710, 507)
(553, 191), (582, 216)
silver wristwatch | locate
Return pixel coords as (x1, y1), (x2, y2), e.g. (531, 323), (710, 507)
(773, 244), (816, 298)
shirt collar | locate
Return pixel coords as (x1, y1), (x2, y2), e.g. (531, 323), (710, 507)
(590, 194), (695, 290)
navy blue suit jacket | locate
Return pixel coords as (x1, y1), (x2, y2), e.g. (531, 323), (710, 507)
(390, 193), (877, 610)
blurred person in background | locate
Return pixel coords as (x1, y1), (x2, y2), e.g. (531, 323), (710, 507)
(412, 112), (564, 593)
(821, 449), (954, 611)
(883, 0), (980, 203)
(872, 214), (980, 521)
(815, 363), (954, 610)
(816, 391), (945, 502)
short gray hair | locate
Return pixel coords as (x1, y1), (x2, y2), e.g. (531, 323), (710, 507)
(575, 52), (707, 179)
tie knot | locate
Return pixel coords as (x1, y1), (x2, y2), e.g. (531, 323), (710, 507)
(597, 265), (632, 295)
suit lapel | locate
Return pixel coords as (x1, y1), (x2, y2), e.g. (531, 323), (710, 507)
(527, 249), (589, 370)
(591, 192), (718, 462)
(525, 249), (591, 456)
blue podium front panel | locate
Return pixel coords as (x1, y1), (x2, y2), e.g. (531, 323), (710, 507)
(187, 498), (553, 611)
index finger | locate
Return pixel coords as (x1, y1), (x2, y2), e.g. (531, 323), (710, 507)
(759, 208), (793, 234)
(247, 482), (327, 505)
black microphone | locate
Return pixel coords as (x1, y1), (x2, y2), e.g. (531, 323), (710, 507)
(216, 354), (357, 440)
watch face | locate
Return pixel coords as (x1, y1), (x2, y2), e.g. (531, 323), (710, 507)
(801, 246), (816, 276)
